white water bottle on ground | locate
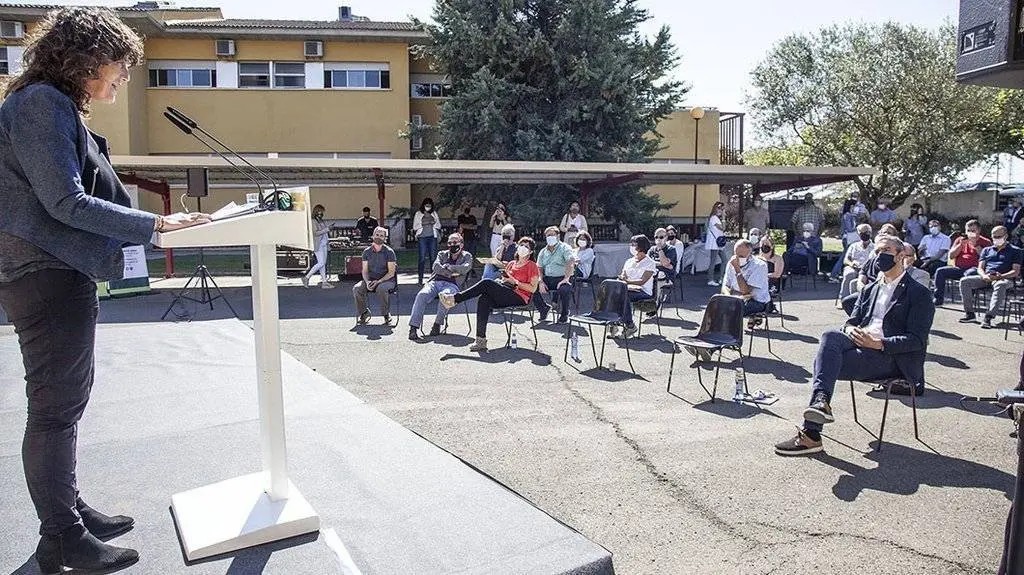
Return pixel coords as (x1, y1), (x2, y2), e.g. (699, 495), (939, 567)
(733, 368), (746, 403)
(510, 332), (518, 350)
(570, 332), (580, 361)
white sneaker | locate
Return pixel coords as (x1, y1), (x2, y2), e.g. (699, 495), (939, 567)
(707, 280), (720, 287)
(320, 282), (335, 290)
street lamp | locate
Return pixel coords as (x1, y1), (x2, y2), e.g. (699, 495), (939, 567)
(690, 106), (705, 239)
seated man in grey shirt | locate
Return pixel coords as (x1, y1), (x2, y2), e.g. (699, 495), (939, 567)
(353, 226), (398, 326)
(721, 239), (771, 327)
(409, 233), (473, 340)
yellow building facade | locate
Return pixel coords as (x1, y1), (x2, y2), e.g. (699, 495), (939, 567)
(0, 2), (725, 226)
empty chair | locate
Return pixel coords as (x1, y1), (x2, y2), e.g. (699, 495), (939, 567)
(667, 294), (745, 401)
(563, 279), (634, 373)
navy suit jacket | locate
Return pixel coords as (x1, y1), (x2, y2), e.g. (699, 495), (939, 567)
(847, 272), (935, 386)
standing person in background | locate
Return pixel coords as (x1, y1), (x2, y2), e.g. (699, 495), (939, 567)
(302, 204), (334, 289)
(870, 198), (898, 231)
(559, 200), (588, 246)
(0, 7), (212, 572)
(933, 219), (990, 306)
(790, 192), (825, 238)
(483, 223), (517, 280)
(1004, 196), (1023, 245)
(705, 201), (728, 286)
(745, 196), (770, 233)
(457, 206), (479, 255)
(488, 201), (512, 259)
(355, 206), (378, 243)
(903, 203), (927, 248)
(413, 197), (442, 285)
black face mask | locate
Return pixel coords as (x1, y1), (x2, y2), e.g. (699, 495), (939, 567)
(667, 235), (677, 241)
(760, 245), (773, 254)
(859, 232), (872, 242)
(448, 244), (461, 253)
(876, 252), (897, 272)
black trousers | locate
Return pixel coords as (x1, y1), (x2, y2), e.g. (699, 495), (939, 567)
(0, 269), (98, 535)
(455, 279), (525, 338)
(531, 276), (573, 319)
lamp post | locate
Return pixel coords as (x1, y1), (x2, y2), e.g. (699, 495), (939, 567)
(690, 106), (705, 239)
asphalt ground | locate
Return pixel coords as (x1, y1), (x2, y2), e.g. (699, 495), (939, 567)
(2, 272), (1020, 574)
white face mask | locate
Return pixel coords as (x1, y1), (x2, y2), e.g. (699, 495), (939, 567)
(994, 237), (1007, 247)
(749, 234), (760, 245)
(545, 236), (558, 247)
(577, 240), (588, 248)
(516, 245), (531, 258)
(929, 226), (940, 236)
(738, 257), (748, 267)
(424, 206), (433, 212)
(629, 246), (638, 257)
(655, 238), (665, 247)
(877, 204), (886, 210)
(802, 231), (812, 239)
(967, 231), (978, 239)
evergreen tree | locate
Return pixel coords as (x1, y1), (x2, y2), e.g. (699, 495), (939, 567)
(421, 0), (686, 231)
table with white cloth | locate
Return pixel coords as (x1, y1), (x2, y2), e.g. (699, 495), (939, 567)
(591, 241), (735, 278)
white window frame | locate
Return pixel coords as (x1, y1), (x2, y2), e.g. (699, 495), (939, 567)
(238, 61), (271, 88)
(148, 61), (217, 88)
(238, 61), (310, 89)
(0, 47), (8, 76)
(323, 62), (391, 90)
(272, 62), (306, 89)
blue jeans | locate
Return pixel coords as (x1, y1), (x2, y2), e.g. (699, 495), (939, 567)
(932, 266), (973, 303)
(743, 299), (768, 316)
(803, 329), (901, 433)
(417, 236), (438, 282)
(409, 280), (459, 329)
(829, 238), (849, 278)
(623, 290), (653, 328)
(482, 264), (501, 280)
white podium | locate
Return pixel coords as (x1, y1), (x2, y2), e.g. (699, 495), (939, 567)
(154, 188), (320, 561)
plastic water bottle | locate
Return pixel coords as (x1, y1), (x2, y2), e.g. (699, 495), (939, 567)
(733, 368), (746, 403)
(608, 361), (616, 372)
(510, 332), (518, 350)
(570, 332), (580, 362)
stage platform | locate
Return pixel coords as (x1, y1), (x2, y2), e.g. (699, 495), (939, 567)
(0, 319), (613, 574)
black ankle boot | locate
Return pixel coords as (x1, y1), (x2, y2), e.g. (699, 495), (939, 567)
(35, 523), (138, 574)
(76, 497), (135, 539)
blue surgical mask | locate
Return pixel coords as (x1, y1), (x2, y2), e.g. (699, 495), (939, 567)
(546, 236), (558, 247)
(929, 226), (940, 236)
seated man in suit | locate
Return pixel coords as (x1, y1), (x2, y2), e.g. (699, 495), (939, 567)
(775, 234), (935, 456)
(784, 222), (823, 277)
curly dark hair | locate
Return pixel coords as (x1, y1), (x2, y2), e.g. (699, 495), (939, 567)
(4, 7), (145, 115)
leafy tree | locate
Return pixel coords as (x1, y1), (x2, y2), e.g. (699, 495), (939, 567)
(747, 22), (999, 208)
(419, 0), (686, 230)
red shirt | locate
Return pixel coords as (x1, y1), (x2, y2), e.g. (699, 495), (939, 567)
(505, 260), (540, 303)
(952, 235), (992, 269)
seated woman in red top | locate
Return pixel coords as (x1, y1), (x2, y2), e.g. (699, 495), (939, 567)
(932, 219), (991, 306)
(441, 236), (541, 352)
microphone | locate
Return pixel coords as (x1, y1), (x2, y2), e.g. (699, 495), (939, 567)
(962, 390), (1024, 405)
(163, 111), (266, 208)
(166, 107), (282, 209)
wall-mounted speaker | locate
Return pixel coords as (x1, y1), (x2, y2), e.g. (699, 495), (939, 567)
(956, 0), (1024, 87)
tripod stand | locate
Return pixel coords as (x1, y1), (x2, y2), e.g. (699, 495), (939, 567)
(161, 197), (238, 321)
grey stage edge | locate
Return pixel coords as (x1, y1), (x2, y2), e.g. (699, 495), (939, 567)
(0, 320), (613, 575)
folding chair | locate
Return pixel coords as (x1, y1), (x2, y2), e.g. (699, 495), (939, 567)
(634, 278), (668, 338)
(667, 295), (746, 401)
(442, 275), (474, 337)
(849, 377), (920, 452)
(563, 279), (634, 373)
(572, 275), (598, 315)
(499, 305), (537, 349)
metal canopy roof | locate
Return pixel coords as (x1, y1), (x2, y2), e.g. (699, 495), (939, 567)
(111, 156), (876, 190)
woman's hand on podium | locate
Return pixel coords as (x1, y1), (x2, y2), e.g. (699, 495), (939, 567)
(156, 212), (212, 232)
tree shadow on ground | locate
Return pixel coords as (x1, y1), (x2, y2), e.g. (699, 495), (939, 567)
(813, 442), (1014, 502)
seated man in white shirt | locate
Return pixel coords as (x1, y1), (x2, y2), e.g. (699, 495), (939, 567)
(721, 239), (771, 329)
(609, 234), (658, 339)
(775, 235), (935, 456)
(917, 219), (951, 276)
(839, 223), (875, 300)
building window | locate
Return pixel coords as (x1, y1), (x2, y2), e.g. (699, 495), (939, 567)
(148, 68), (216, 87)
(273, 62), (305, 88)
(238, 62), (271, 87)
(0, 47), (7, 75)
(323, 68), (390, 90)
(411, 83), (452, 99)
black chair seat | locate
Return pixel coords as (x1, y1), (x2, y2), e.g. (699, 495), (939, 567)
(675, 334), (740, 349)
(563, 279), (635, 373)
(571, 311), (624, 325)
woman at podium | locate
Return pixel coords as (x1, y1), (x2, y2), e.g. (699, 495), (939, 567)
(0, 8), (208, 573)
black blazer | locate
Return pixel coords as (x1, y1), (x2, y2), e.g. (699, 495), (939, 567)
(847, 273), (935, 386)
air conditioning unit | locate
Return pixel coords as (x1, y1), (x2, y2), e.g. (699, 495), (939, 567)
(0, 21), (24, 39)
(304, 40), (323, 58)
(215, 39), (236, 57)
(411, 115), (423, 152)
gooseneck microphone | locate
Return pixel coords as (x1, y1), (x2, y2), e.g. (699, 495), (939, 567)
(163, 106), (283, 211)
(162, 110), (266, 208)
